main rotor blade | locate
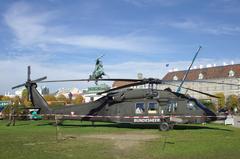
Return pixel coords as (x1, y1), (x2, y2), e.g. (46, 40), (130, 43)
(28, 66), (31, 81)
(38, 78), (141, 83)
(98, 81), (146, 95)
(12, 83), (25, 90)
(183, 87), (219, 98)
(164, 82), (220, 98)
(33, 76), (47, 83)
(38, 79), (93, 83)
(98, 78), (141, 82)
(194, 80), (240, 86)
(162, 80), (240, 87)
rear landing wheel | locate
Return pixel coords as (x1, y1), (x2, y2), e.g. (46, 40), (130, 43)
(159, 122), (169, 131)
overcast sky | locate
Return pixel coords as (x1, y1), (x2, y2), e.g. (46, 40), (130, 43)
(1, 0), (240, 94)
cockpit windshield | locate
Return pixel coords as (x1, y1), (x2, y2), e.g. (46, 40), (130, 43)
(187, 100), (197, 110)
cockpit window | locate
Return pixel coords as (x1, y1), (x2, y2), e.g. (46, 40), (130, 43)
(148, 102), (158, 114)
(135, 103), (145, 114)
(187, 101), (197, 110)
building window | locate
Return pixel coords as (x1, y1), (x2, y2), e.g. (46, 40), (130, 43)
(173, 75), (178, 80)
(198, 73), (204, 80)
(229, 70), (235, 77)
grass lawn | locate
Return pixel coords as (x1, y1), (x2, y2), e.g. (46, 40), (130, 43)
(0, 120), (239, 159)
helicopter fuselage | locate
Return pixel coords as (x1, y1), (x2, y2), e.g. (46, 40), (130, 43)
(31, 84), (217, 125)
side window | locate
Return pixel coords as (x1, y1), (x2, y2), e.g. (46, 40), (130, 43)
(135, 103), (145, 114)
(167, 101), (178, 112)
(148, 102), (158, 114)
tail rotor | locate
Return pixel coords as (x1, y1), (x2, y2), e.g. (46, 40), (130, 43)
(12, 66), (47, 101)
(27, 65), (31, 82)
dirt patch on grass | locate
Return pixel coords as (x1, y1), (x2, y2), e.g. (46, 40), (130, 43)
(79, 131), (160, 150)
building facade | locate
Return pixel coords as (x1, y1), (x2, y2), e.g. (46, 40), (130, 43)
(161, 64), (240, 99)
(112, 65), (240, 100)
(82, 83), (110, 103)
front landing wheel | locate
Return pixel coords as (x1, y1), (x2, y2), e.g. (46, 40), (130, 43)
(159, 122), (169, 131)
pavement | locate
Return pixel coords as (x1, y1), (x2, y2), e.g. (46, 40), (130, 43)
(233, 115), (240, 128)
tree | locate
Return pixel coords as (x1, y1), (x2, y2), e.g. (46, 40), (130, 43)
(0, 95), (4, 100)
(20, 89), (33, 106)
(56, 94), (68, 104)
(73, 95), (84, 105)
(215, 92), (225, 109)
(199, 99), (216, 112)
(12, 96), (21, 106)
(43, 95), (56, 101)
(1, 96), (11, 101)
(21, 89), (28, 101)
(56, 94), (67, 101)
(226, 95), (239, 110)
(23, 99), (32, 107)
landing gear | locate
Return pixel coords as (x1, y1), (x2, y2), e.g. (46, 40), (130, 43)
(159, 122), (170, 131)
(91, 121), (95, 127)
(54, 116), (64, 126)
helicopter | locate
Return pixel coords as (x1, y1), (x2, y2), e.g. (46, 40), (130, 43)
(11, 48), (240, 131)
(12, 67), (238, 131)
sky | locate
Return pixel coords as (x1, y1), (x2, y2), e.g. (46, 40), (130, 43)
(1, 0), (240, 94)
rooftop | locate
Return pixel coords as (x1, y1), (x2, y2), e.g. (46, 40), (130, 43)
(163, 64), (240, 81)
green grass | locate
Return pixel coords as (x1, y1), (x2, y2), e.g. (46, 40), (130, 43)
(0, 120), (240, 159)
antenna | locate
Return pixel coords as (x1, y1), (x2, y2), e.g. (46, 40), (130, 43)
(97, 54), (105, 59)
(176, 46), (202, 93)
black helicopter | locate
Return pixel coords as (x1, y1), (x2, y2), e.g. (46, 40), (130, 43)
(12, 47), (240, 130)
(12, 61), (238, 131)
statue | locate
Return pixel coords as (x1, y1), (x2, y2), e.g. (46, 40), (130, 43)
(89, 55), (106, 84)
